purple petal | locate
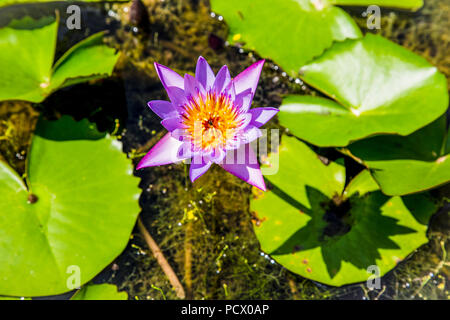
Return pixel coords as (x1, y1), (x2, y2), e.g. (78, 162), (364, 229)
(148, 100), (178, 119)
(223, 81), (236, 101)
(237, 113), (252, 129)
(233, 60), (265, 97)
(137, 133), (188, 169)
(219, 144), (266, 191)
(154, 62), (184, 90)
(235, 89), (253, 113)
(161, 117), (184, 132)
(210, 147), (226, 164)
(190, 157), (212, 182)
(195, 56), (215, 91)
(171, 128), (187, 141)
(184, 74), (205, 99)
(249, 107), (279, 127)
(213, 65), (231, 93)
(240, 126), (262, 143)
(177, 141), (193, 159)
(225, 136), (241, 150)
(166, 86), (188, 110)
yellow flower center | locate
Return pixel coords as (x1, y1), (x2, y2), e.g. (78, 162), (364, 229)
(181, 92), (241, 152)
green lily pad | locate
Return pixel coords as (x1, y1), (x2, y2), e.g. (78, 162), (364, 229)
(347, 116), (450, 196)
(251, 135), (435, 286)
(71, 284), (128, 300)
(329, 0), (423, 10)
(279, 34), (448, 147)
(0, 116), (140, 297)
(210, 0), (361, 75)
(0, 16), (119, 103)
(0, 0), (128, 8)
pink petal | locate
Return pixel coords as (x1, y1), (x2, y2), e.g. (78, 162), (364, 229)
(219, 144), (266, 191)
(249, 107), (279, 127)
(195, 56), (215, 91)
(190, 157), (212, 182)
(233, 60), (265, 97)
(213, 65), (231, 93)
(148, 100), (178, 119)
(136, 133), (188, 169)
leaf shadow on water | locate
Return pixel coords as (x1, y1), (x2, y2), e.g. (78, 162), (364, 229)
(34, 116), (106, 141)
(267, 185), (418, 279)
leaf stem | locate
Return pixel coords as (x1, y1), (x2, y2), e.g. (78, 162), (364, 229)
(137, 217), (186, 299)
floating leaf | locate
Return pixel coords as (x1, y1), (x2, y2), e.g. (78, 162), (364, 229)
(279, 34), (448, 147)
(0, 296), (30, 300)
(0, 116), (140, 297)
(71, 284), (128, 300)
(0, 16), (119, 103)
(210, 0), (361, 75)
(0, 0), (128, 8)
(261, 134), (346, 209)
(348, 116), (450, 196)
(342, 169), (379, 199)
(251, 135), (435, 286)
(329, 0), (423, 10)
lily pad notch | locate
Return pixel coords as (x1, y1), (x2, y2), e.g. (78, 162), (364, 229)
(0, 14), (120, 103)
(251, 136), (436, 286)
(0, 116), (140, 297)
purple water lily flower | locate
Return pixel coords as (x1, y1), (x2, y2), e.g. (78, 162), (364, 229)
(137, 57), (278, 191)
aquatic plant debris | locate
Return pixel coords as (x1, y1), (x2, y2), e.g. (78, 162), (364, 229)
(137, 57), (278, 191)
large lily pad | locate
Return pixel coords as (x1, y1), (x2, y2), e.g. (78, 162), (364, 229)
(0, 16), (119, 103)
(251, 135), (435, 286)
(279, 34), (448, 147)
(71, 284), (128, 300)
(347, 116), (450, 196)
(210, 0), (361, 75)
(0, 0), (127, 8)
(0, 116), (140, 297)
(329, 0), (423, 10)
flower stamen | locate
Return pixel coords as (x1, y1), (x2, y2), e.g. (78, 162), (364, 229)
(181, 92), (241, 152)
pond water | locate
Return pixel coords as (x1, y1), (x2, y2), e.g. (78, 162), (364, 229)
(0, 0), (448, 300)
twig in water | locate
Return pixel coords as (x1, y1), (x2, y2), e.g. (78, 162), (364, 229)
(184, 220), (193, 299)
(137, 217), (186, 299)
